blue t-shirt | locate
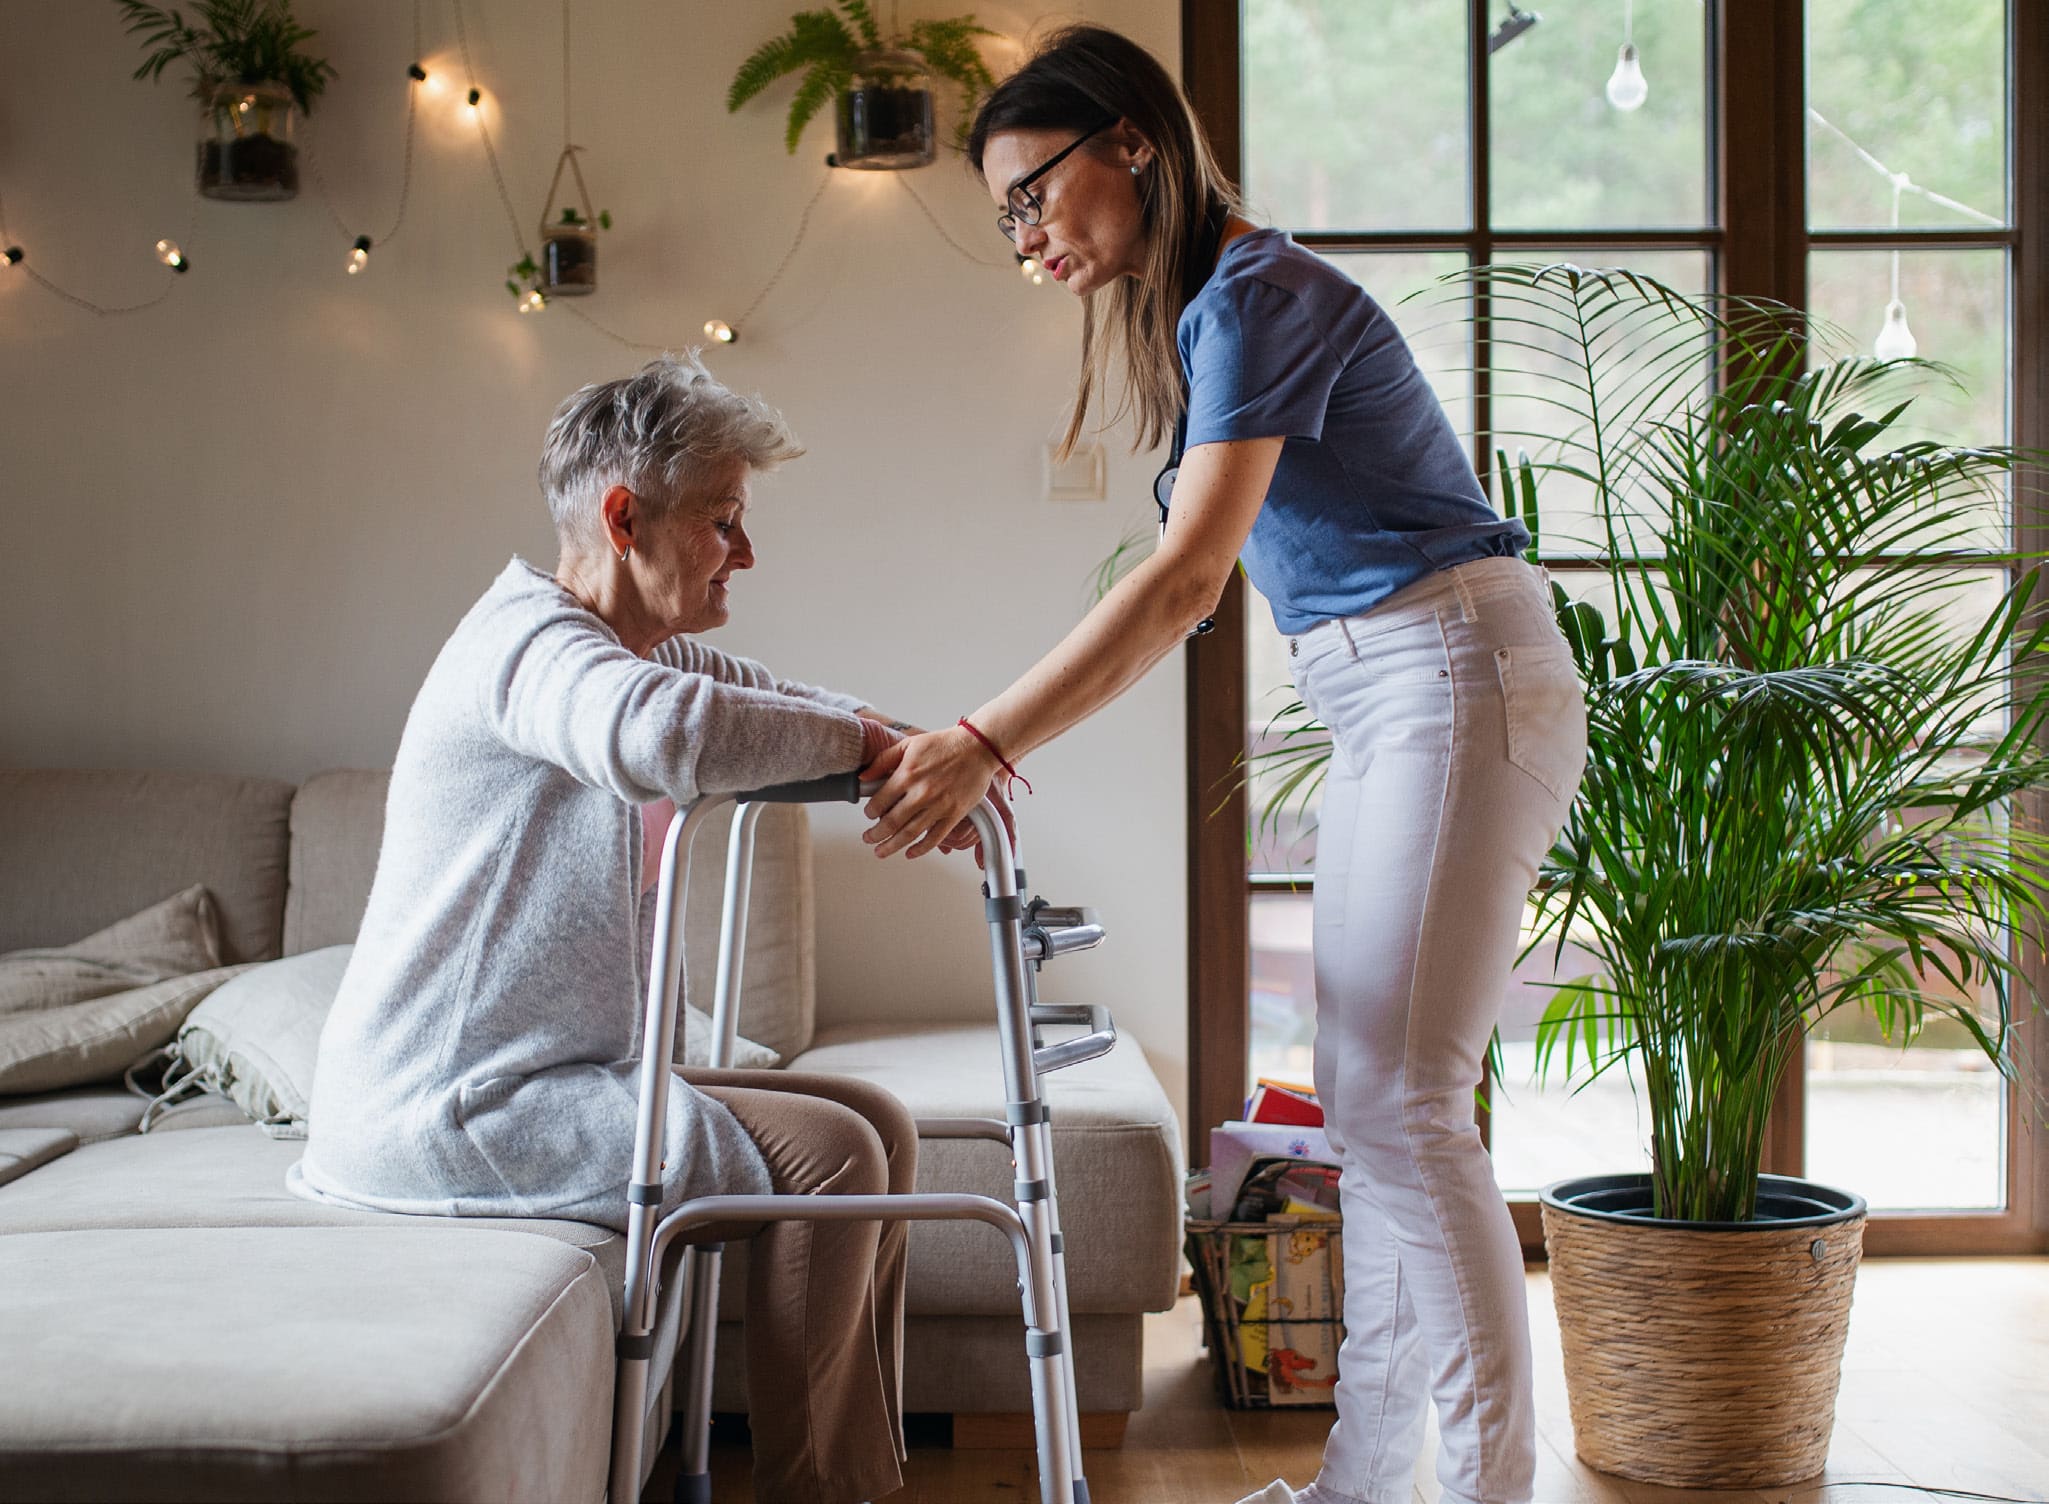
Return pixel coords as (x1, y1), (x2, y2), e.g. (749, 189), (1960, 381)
(1176, 228), (1527, 635)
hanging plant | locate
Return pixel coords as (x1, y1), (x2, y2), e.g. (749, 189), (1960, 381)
(114, 0), (336, 201)
(535, 148), (612, 297)
(727, 1), (998, 169)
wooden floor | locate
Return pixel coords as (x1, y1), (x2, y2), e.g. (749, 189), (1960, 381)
(643, 1258), (2049, 1504)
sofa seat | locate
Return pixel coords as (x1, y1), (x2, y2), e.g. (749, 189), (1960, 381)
(0, 1225), (613, 1503)
(0, 1086), (256, 1144)
(774, 1020), (1184, 1317)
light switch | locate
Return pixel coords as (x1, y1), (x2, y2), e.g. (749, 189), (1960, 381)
(1045, 440), (1106, 502)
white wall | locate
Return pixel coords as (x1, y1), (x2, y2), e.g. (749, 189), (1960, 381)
(0, 0), (1192, 1139)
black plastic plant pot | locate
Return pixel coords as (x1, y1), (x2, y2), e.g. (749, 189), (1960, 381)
(1540, 1171), (1866, 1228)
(834, 50), (937, 170)
(1539, 1172), (1867, 1489)
(542, 228), (597, 295)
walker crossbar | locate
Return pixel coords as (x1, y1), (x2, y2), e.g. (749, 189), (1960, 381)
(605, 781), (1104, 1504)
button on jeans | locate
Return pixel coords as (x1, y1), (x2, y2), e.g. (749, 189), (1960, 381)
(1286, 556), (1586, 1504)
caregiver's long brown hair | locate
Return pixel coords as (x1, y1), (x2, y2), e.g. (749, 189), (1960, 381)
(968, 25), (1244, 460)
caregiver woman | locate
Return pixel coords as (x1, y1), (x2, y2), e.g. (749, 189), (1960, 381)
(862, 26), (1586, 1504)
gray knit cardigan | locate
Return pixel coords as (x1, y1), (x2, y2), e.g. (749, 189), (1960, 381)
(289, 559), (868, 1229)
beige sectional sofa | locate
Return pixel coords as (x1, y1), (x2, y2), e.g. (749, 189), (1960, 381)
(0, 767), (1184, 1503)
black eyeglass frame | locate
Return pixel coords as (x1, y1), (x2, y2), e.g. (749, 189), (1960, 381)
(996, 120), (1117, 243)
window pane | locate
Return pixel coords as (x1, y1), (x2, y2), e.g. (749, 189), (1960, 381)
(1806, 248), (2010, 450)
(1242, 0), (1469, 231)
(1250, 891), (1317, 1092)
(1489, 903), (1654, 1195)
(1807, 0), (2008, 231)
(1488, 0), (1709, 229)
(1805, 1003), (2007, 1212)
(1486, 250), (1714, 556)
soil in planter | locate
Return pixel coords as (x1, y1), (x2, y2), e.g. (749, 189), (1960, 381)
(544, 234), (597, 295)
(838, 86), (935, 168)
(199, 135), (299, 201)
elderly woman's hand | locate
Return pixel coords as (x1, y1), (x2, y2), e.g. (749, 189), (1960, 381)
(862, 726), (1014, 861)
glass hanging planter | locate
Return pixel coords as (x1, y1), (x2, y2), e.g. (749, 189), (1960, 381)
(833, 49), (936, 170)
(198, 78), (300, 201)
(537, 145), (608, 296)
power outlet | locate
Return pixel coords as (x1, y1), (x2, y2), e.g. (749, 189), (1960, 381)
(1045, 440), (1106, 502)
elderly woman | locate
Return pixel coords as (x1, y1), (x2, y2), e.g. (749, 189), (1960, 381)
(289, 352), (918, 1504)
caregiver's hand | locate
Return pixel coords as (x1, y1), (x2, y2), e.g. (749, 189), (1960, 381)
(862, 725), (1013, 861)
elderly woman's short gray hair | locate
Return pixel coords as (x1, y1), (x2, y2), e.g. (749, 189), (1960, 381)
(538, 350), (804, 549)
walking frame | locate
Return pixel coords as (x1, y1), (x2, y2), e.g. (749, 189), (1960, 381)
(606, 774), (1115, 1504)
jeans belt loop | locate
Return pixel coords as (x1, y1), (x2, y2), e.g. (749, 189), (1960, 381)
(1450, 563), (1480, 624)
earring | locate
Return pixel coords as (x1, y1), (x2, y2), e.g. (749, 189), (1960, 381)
(1131, 162), (1143, 175)
(618, 546), (631, 563)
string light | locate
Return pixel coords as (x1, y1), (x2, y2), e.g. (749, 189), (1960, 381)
(408, 63), (428, 82)
(703, 319), (736, 343)
(153, 238), (190, 272)
(1873, 172), (1918, 359)
(467, 86), (482, 110)
(1606, 0), (1647, 111)
(347, 234), (372, 275)
(1018, 254), (1046, 285)
(518, 288), (546, 313)
(1803, 112), (2003, 361)
(3, 246), (20, 269)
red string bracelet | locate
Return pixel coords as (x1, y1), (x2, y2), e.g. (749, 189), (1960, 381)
(958, 717), (1033, 797)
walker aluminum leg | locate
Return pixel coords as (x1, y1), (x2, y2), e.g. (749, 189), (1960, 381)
(672, 1242), (724, 1504)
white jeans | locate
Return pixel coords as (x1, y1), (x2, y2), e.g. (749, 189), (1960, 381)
(1286, 556), (1586, 1504)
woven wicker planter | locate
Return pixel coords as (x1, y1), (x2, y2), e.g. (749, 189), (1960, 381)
(1540, 1173), (1866, 1489)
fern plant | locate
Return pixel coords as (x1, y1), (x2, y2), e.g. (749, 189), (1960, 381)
(113, 0), (335, 114)
(727, 1), (997, 155)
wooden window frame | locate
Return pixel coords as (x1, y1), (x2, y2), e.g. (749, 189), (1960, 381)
(1182, 0), (2049, 1257)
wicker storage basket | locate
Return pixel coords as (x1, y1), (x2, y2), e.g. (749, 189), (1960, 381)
(1184, 1218), (1344, 1409)
(1540, 1173), (1866, 1489)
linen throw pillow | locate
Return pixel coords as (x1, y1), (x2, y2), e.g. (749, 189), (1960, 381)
(152, 942), (778, 1141)
(0, 887), (246, 1094)
(0, 885), (225, 1016)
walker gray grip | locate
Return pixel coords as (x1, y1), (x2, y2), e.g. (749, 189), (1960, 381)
(737, 772), (864, 804)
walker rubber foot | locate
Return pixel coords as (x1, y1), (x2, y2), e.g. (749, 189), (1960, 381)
(673, 1470), (711, 1504)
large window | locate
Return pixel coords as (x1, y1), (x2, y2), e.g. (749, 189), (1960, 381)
(1184, 0), (2048, 1255)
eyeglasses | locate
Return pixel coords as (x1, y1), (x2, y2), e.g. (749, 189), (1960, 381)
(997, 121), (1113, 243)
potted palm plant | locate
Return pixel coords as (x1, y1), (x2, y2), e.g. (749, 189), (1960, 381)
(115, 0), (336, 201)
(1250, 264), (2049, 1489)
(727, 1), (997, 168)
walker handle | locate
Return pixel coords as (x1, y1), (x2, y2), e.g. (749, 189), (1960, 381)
(737, 772), (866, 804)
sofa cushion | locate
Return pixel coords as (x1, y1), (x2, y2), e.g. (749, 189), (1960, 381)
(0, 1086), (247, 1142)
(0, 1125), (640, 1314)
(749, 1021), (1185, 1319)
(163, 946), (352, 1137)
(0, 1225), (613, 1504)
(0, 769), (294, 964)
(0, 1128), (76, 1188)
(284, 772), (820, 1060)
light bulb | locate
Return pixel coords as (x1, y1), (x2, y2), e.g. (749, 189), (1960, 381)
(1606, 42), (1648, 111)
(467, 87), (482, 110)
(703, 319), (736, 344)
(407, 63), (428, 83)
(347, 236), (371, 275)
(1019, 256), (1040, 280)
(154, 238), (189, 272)
(1874, 299), (1917, 361)
(518, 289), (546, 314)
(2, 246), (21, 270)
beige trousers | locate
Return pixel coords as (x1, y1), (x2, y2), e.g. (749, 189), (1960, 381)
(677, 1067), (916, 1504)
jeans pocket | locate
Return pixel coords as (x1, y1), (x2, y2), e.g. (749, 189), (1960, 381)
(1494, 643), (1588, 806)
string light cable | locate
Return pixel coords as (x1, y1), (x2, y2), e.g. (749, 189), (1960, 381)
(1806, 106), (2003, 360)
(0, 187), (197, 317)
(300, 0), (424, 276)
